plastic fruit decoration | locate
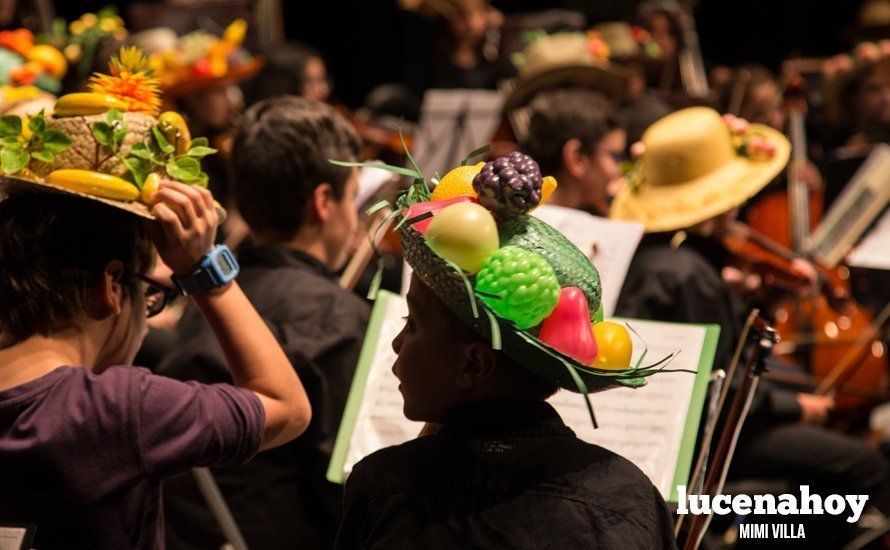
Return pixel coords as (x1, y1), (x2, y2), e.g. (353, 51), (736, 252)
(159, 111), (191, 155)
(538, 287), (598, 364)
(538, 176), (558, 207)
(472, 151), (543, 219)
(429, 162), (484, 202)
(140, 173), (161, 205)
(475, 246), (561, 329)
(52, 93), (129, 117)
(404, 196), (473, 235)
(45, 169), (139, 201)
(424, 202), (498, 274)
(591, 321), (633, 370)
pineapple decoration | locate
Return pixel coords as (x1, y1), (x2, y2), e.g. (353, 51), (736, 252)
(0, 46), (215, 208)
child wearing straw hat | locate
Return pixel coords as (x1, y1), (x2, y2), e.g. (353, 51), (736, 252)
(0, 179), (312, 549)
(611, 106), (888, 547)
(334, 148), (680, 548)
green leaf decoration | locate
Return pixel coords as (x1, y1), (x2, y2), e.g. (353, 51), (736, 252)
(128, 141), (153, 159)
(91, 122), (113, 148)
(121, 156), (149, 188)
(106, 108), (123, 124)
(41, 130), (72, 153)
(189, 137), (209, 148)
(461, 144), (490, 166)
(166, 156), (201, 180)
(329, 159), (422, 180)
(186, 146), (216, 158)
(28, 114), (46, 136)
(1, 148), (30, 174)
(1, 136), (21, 147)
(30, 150), (53, 163)
(0, 116), (22, 138)
(152, 126), (175, 154)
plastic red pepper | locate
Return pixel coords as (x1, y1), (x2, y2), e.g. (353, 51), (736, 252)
(539, 287), (598, 364)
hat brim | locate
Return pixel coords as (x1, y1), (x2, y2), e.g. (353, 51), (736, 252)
(401, 224), (647, 394)
(610, 124), (791, 233)
(0, 173), (226, 221)
(163, 58), (264, 98)
(503, 62), (630, 112)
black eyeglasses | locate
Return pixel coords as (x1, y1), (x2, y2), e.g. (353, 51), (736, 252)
(134, 273), (180, 318)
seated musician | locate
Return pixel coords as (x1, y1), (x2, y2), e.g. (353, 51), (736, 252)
(337, 271), (677, 549)
(521, 88), (626, 216)
(611, 106), (888, 547)
(159, 97), (371, 549)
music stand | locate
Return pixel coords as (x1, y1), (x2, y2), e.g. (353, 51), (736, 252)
(411, 89), (504, 179)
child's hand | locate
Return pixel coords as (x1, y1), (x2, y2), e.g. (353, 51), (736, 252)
(147, 180), (219, 277)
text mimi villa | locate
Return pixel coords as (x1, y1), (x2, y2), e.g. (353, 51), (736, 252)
(676, 485), (869, 540)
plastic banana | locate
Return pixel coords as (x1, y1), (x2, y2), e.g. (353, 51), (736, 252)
(158, 111), (191, 154)
(45, 169), (139, 201)
(53, 93), (129, 117)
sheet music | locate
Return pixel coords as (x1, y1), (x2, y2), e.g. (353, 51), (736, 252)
(400, 205), (645, 314)
(532, 205), (645, 316)
(341, 293), (710, 500)
(847, 208), (890, 270)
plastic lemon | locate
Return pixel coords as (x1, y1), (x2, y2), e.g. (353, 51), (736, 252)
(590, 321), (633, 370)
(424, 201), (498, 274)
(429, 162), (484, 202)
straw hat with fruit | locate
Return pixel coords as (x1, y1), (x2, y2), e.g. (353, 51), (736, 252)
(0, 46), (221, 219)
(0, 29), (68, 117)
(135, 20), (262, 103)
(334, 147), (683, 425)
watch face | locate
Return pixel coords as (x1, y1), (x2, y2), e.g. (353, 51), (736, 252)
(216, 254), (235, 276)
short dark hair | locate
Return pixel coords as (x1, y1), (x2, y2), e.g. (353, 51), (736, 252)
(0, 193), (154, 347)
(231, 96), (360, 236)
(241, 42), (324, 105)
(522, 89), (623, 175)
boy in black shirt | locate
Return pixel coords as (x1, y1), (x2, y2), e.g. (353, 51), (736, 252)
(336, 274), (677, 548)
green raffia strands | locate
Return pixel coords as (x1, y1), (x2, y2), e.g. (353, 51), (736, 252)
(443, 258), (479, 319)
(517, 331), (597, 428)
(395, 211), (432, 232)
(399, 128), (428, 192)
(365, 199), (391, 216)
(367, 257), (385, 301)
(328, 159), (422, 181)
(461, 144), (491, 166)
(482, 305), (502, 350)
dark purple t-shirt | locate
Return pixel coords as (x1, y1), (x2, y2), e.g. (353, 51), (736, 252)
(0, 365), (264, 549)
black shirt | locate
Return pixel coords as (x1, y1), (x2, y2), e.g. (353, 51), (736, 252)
(336, 401), (678, 549)
(158, 244), (371, 550)
(615, 233), (802, 428)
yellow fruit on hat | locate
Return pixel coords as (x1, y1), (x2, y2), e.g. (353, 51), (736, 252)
(429, 162), (484, 202)
(539, 176), (558, 206)
(26, 45), (68, 79)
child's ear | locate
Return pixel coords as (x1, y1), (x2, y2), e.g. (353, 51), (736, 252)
(561, 138), (587, 179)
(90, 260), (126, 319)
(310, 182), (335, 224)
(455, 342), (498, 389)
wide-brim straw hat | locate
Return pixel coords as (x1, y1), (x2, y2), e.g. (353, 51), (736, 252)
(0, 172), (226, 221)
(503, 32), (629, 113)
(611, 107), (790, 233)
(163, 57), (264, 98)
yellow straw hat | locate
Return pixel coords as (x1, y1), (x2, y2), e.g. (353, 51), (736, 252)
(610, 106), (790, 233)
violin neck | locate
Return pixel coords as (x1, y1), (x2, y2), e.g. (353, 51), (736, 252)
(788, 110), (810, 253)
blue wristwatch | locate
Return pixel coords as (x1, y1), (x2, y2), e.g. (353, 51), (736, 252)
(172, 244), (239, 295)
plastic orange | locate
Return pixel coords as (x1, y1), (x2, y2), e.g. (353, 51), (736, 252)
(540, 176), (558, 206)
(429, 162), (484, 202)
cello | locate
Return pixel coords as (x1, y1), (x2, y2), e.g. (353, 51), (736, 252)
(739, 72), (888, 423)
